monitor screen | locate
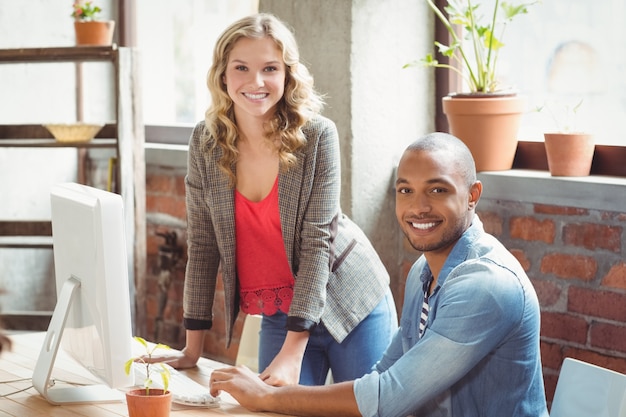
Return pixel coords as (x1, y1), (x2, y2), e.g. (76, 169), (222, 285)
(33, 183), (134, 404)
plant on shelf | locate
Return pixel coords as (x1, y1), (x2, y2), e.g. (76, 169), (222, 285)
(536, 98), (595, 177)
(404, 0), (540, 172)
(71, 0), (115, 46)
(124, 336), (173, 417)
(71, 1), (102, 22)
(535, 98), (584, 133)
(408, 0), (538, 94)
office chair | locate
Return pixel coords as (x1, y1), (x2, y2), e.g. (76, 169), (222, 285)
(550, 357), (626, 417)
(235, 314), (262, 373)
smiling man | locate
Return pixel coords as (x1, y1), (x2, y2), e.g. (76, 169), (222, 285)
(210, 132), (549, 417)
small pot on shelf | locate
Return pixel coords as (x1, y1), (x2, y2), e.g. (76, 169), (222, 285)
(543, 132), (595, 176)
(74, 20), (115, 46)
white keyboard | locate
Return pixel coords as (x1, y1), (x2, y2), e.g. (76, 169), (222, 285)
(131, 361), (220, 407)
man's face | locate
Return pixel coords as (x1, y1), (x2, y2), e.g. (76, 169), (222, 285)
(395, 149), (479, 257)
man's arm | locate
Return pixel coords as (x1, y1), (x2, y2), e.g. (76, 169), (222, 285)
(210, 365), (361, 417)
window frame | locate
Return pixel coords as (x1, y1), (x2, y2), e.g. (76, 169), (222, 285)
(117, 0), (203, 146)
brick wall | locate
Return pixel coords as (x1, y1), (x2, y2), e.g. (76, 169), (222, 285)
(142, 167), (626, 404)
(476, 200), (626, 403)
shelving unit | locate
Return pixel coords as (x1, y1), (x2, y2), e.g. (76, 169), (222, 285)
(0, 46), (145, 330)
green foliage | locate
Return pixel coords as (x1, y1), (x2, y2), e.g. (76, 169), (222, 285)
(124, 336), (172, 396)
(406, 0), (539, 93)
(71, 1), (103, 21)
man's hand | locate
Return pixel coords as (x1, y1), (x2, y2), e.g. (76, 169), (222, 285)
(210, 365), (274, 412)
(211, 365), (361, 417)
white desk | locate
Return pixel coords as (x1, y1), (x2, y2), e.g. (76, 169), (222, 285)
(0, 332), (283, 416)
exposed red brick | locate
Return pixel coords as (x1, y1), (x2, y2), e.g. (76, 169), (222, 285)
(602, 262), (626, 290)
(540, 312), (588, 344)
(540, 341), (565, 370)
(146, 194), (186, 219)
(540, 253), (597, 281)
(543, 373), (559, 405)
(568, 286), (626, 322)
(146, 173), (175, 194)
(510, 248), (531, 271)
(562, 223), (621, 252)
(590, 322), (626, 354)
(601, 211), (626, 222)
(534, 204), (588, 216)
(477, 210), (502, 236)
(174, 175), (186, 197)
(510, 217), (555, 243)
(532, 279), (561, 307)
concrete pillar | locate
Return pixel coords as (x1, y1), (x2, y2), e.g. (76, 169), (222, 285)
(259, 0), (433, 299)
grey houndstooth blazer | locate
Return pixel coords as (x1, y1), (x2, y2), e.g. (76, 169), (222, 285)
(183, 115), (390, 346)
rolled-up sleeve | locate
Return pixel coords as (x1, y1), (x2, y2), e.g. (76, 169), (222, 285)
(353, 263), (525, 417)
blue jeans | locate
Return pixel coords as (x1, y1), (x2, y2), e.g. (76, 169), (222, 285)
(258, 287), (397, 385)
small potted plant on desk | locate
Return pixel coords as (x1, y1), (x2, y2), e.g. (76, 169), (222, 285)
(538, 99), (595, 176)
(406, 0), (538, 172)
(124, 336), (173, 417)
(71, 0), (115, 46)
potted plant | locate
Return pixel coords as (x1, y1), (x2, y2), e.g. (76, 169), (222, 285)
(408, 0), (537, 171)
(124, 336), (173, 417)
(538, 99), (595, 176)
(71, 0), (115, 46)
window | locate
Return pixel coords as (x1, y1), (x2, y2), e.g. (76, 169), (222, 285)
(499, 0), (626, 146)
(434, 0), (626, 175)
(136, 0), (258, 143)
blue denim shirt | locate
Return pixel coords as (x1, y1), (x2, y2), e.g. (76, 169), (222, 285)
(354, 216), (549, 417)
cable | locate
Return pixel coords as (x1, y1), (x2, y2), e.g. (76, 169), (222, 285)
(0, 378), (33, 397)
(0, 377), (90, 398)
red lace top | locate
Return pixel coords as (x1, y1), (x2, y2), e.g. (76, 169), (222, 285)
(235, 177), (294, 315)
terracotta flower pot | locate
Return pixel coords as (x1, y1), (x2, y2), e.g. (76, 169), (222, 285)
(126, 388), (172, 417)
(74, 20), (115, 46)
(543, 132), (595, 176)
(443, 94), (526, 172)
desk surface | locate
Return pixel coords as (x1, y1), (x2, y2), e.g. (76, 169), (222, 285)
(0, 332), (281, 417)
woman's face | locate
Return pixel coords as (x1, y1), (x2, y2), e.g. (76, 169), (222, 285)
(223, 36), (286, 122)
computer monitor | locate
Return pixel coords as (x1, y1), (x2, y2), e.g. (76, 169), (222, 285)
(33, 182), (134, 404)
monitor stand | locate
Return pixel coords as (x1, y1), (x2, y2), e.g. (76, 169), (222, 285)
(32, 276), (125, 404)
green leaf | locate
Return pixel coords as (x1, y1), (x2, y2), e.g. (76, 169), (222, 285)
(124, 358), (134, 376)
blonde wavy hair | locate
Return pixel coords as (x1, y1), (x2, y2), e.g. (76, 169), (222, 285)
(204, 13), (324, 186)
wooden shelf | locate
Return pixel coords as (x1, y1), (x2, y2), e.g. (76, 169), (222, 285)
(0, 138), (117, 148)
(0, 46), (146, 331)
(0, 123), (117, 139)
(0, 45), (118, 64)
(0, 236), (53, 249)
(0, 124), (118, 147)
